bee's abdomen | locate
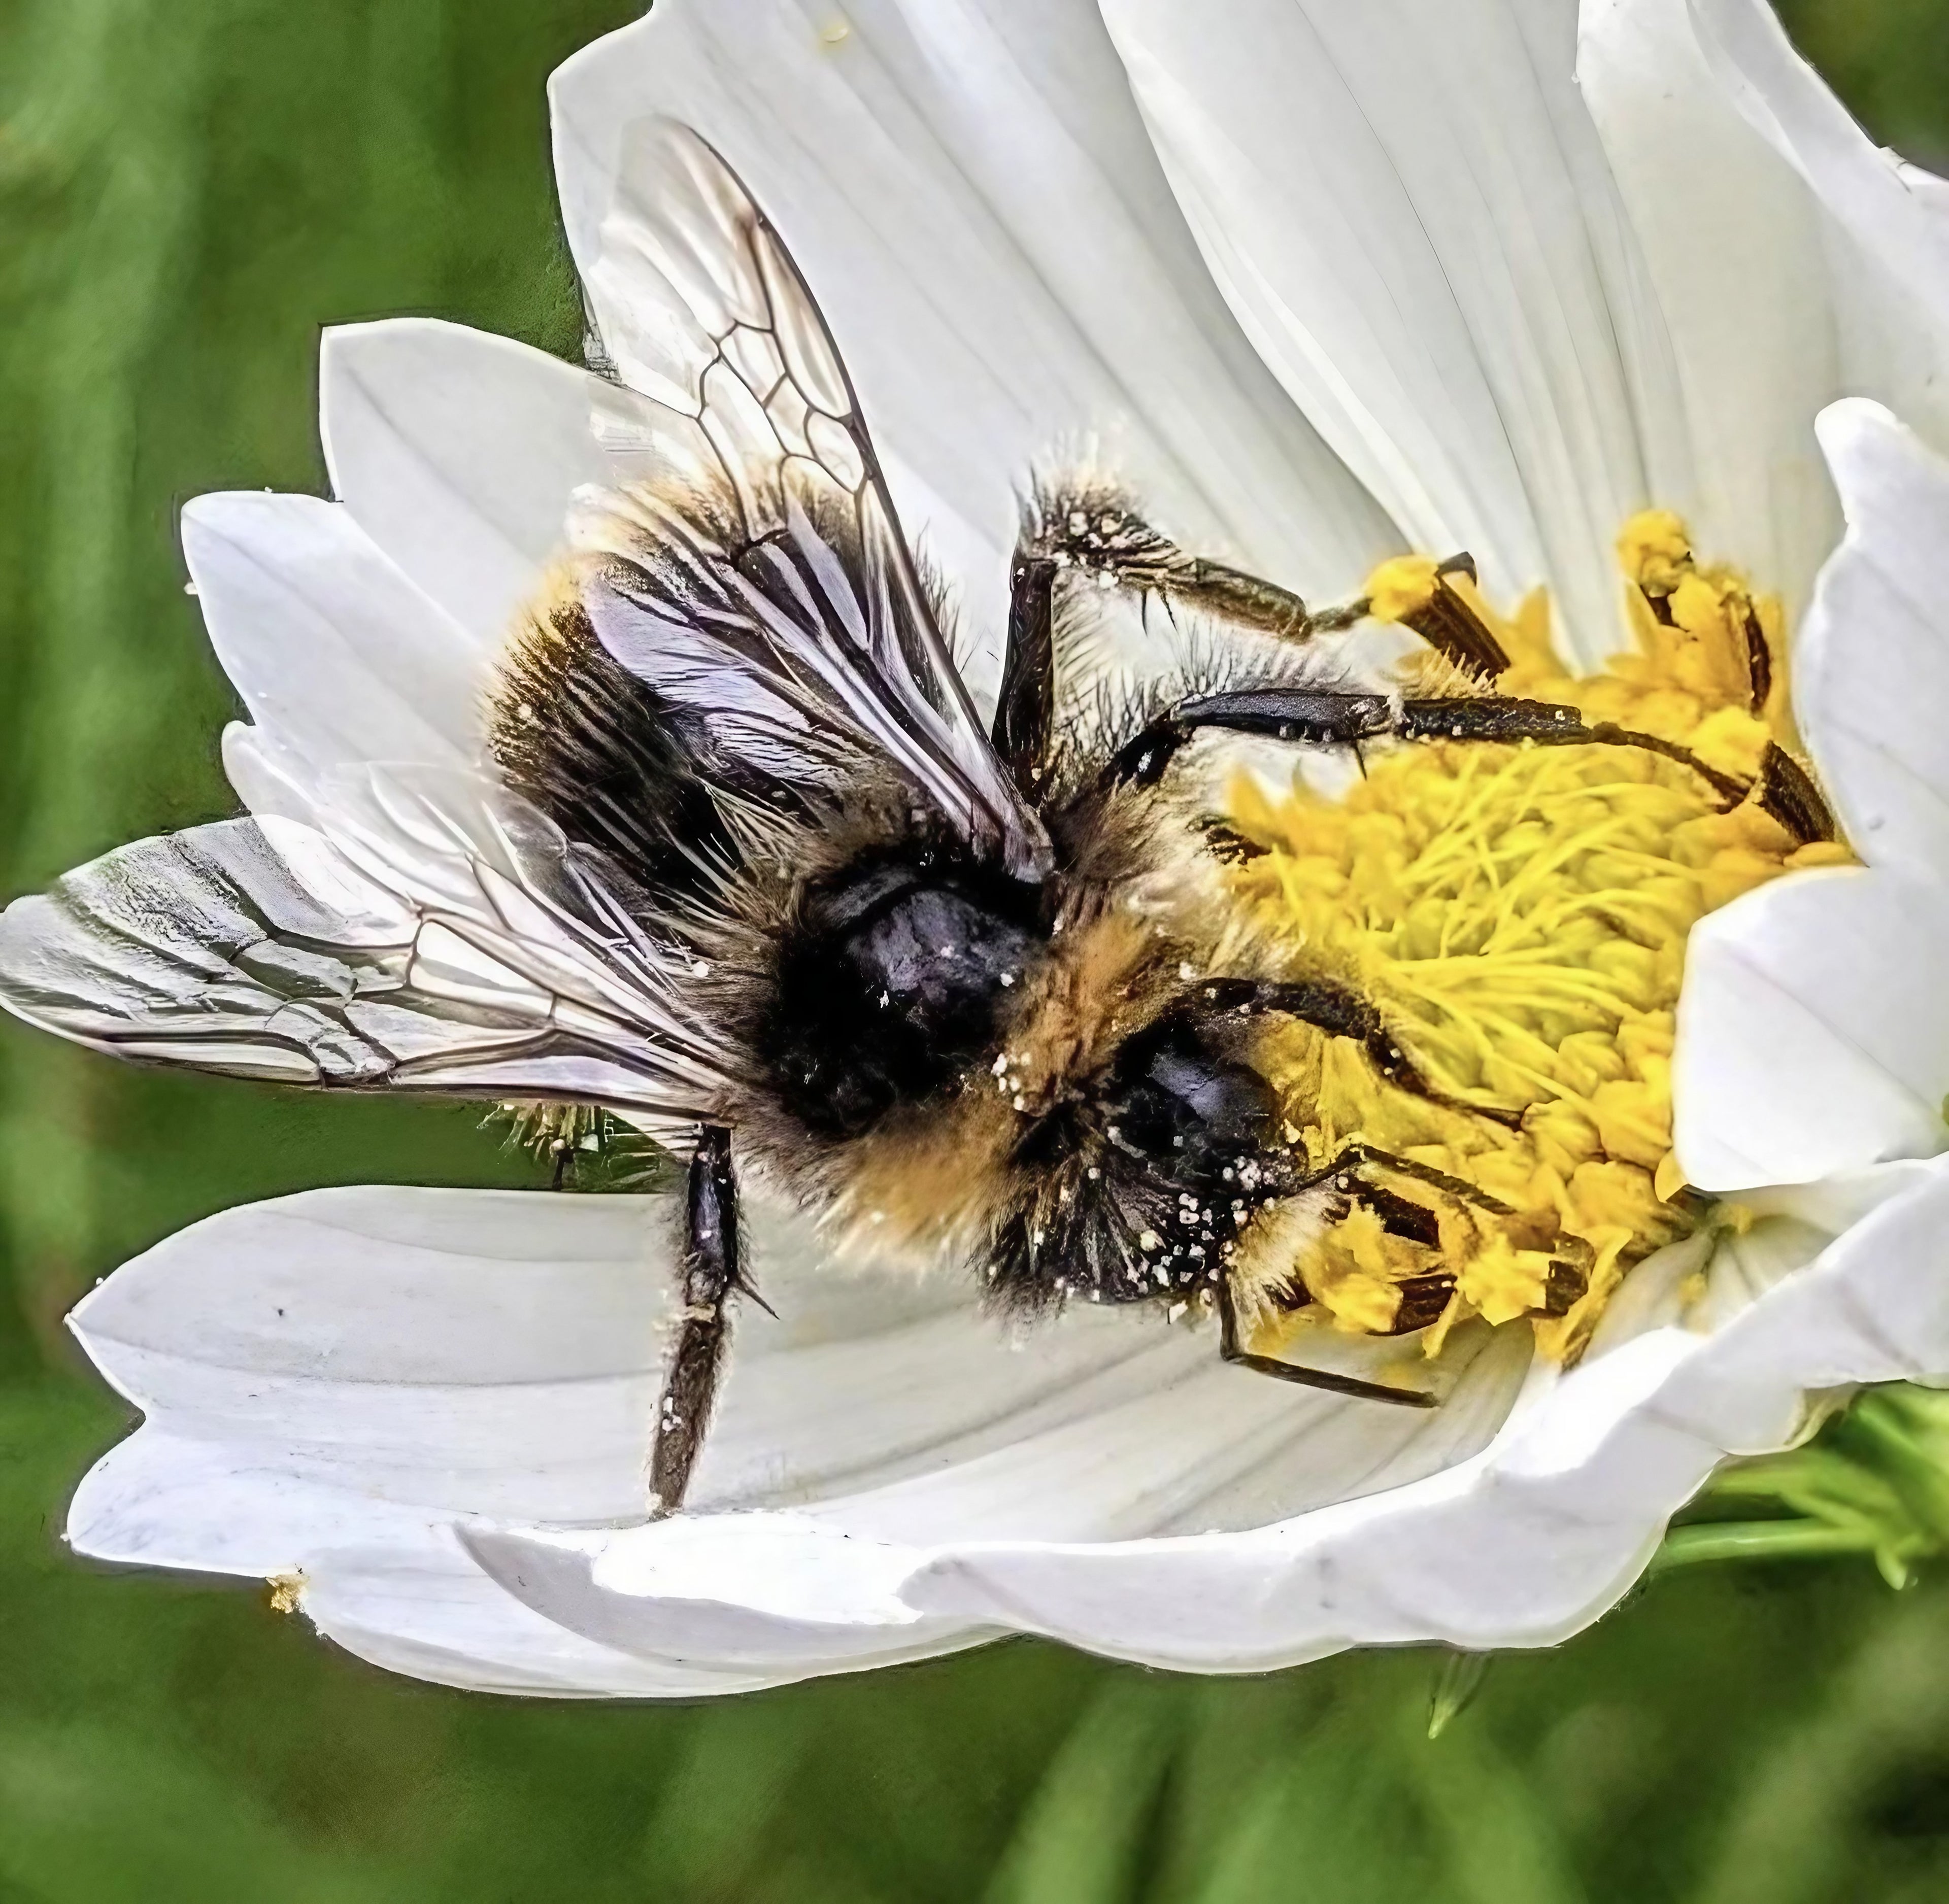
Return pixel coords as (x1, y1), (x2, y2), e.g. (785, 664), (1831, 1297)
(491, 595), (743, 906)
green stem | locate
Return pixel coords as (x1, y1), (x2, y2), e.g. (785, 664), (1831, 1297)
(1651, 1521), (1890, 1573)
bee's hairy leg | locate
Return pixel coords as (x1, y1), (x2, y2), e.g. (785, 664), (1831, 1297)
(1214, 1268), (1437, 1407)
(1396, 696), (1757, 802)
(647, 1123), (751, 1518)
(1192, 975), (1525, 1132)
(1027, 487), (1510, 680)
(1106, 685), (1402, 788)
(993, 556), (1060, 802)
(1027, 490), (1316, 643)
(1330, 1142), (1517, 1216)
(1107, 684), (1756, 811)
(1754, 739), (1837, 843)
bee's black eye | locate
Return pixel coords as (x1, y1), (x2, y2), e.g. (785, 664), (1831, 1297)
(1108, 1021), (1276, 1169)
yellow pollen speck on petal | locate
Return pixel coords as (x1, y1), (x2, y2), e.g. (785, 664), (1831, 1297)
(267, 1571), (306, 1615)
(1228, 511), (1841, 1367)
(1362, 554), (1440, 623)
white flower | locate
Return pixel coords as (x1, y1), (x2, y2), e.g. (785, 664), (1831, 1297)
(16, 0), (1949, 1695)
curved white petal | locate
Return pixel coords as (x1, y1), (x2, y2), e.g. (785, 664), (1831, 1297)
(67, 1182), (1529, 1692)
(66, 1162), (1949, 1688)
(898, 1160), (1949, 1666)
(319, 320), (615, 651)
(1690, 0), (1949, 307)
(549, 0), (1396, 699)
(182, 492), (484, 801)
(1100, 0), (1692, 667)
(388, 1165), (1946, 1680)
(66, 1185), (992, 1692)
(1674, 398), (1949, 1192)
(459, 1518), (984, 1676)
(1576, 0), (1840, 613)
(73, 1434), (741, 1697)
(1689, 0), (1949, 459)
(1673, 869), (1949, 1191)
(1798, 399), (1949, 878)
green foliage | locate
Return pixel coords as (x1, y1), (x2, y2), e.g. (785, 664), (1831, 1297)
(4, 1), (1949, 1899)
(1665, 1389), (1949, 1588)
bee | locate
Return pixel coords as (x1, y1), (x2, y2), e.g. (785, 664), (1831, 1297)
(0, 122), (1831, 1514)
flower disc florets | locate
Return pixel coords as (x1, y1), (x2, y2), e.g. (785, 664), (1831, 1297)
(1229, 516), (1849, 1365)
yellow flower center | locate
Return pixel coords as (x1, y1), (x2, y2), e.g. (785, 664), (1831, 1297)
(1226, 513), (1851, 1364)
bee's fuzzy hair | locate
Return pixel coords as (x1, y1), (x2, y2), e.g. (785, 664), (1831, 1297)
(489, 478), (1406, 1331)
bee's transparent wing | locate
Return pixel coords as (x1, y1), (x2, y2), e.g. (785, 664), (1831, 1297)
(575, 118), (1052, 880)
(0, 778), (731, 1135)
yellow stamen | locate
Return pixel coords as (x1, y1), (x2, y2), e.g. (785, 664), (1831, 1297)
(1362, 554), (1441, 624)
(1228, 513), (1841, 1365)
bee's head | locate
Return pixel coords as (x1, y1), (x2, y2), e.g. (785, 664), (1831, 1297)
(758, 844), (1048, 1140)
(982, 992), (1295, 1313)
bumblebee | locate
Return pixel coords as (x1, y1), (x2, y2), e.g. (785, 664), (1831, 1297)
(0, 123), (1832, 1513)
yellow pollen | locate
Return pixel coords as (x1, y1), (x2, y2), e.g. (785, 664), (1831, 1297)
(1228, 515), (1847, 1365)
(1362, 553), (1441, 624)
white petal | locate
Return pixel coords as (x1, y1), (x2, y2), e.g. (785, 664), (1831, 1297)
(460, 1518), (986, 1677)
(548, 0), (1395, 698)
(72, 1434), (735, 1697)
(319, 320), (615, 650)
(1671, 400), (1949, 1193)
(1690, 0), (1949, 305)
(66, 1185), (994, 1691)
(1689, 0), (1949, 458)
(1100, 0), (1692, 666)
(900, 1159), (1949, 1666)
(66, 1179), (1530, 1691)
(181, 492), (484, 800)
(1576, 0), (1840, 611)
(1798, 398), (1949, 878)
(75, 1161), (1940, 1685)
(1673, 867), (1949, 1192)
(71, 1187), (679, 1525)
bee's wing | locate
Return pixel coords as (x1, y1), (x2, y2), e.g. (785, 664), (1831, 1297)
(0, 774), (731, 1137)
(573, 119), (1052, 880)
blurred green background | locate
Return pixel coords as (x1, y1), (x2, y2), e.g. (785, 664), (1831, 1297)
(3, 3), (1949, 1899)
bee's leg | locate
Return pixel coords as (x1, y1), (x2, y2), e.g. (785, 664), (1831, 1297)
(993, 556), (1060, 802)
(1107, 685), (1401, 788)
(647, 1123), (749, 1518)
(1331, 1142), (1517, 1216)
(1026, 489), (1318, 644)
(1027, 486), (1508, 675)
(1316, 1179), (1457, 1336)
(1107, 685), (1753, 808)
(1191, 975), (1525, 1130)
(1386, 554), (1512, 678)
(1754, 739), (1837, 843)
(1326, 1146), (1592, 1325)
(1214, 1270), (1436, 1407)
